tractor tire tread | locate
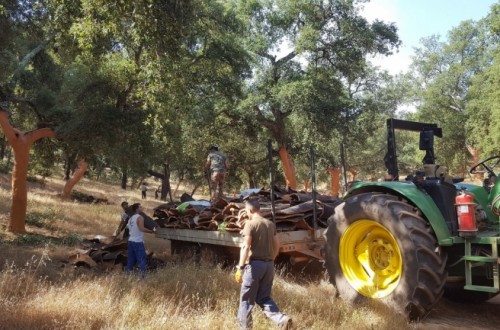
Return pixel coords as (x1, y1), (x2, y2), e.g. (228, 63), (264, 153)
(325, 192), (447, 320)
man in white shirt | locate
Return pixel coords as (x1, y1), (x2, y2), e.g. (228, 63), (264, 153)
(126, 203), (156, 277)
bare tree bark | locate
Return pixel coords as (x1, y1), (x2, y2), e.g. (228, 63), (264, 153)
(328, 167), (341, 197)
(278, 146), (297, 190)
(62, 160), (88, 199)
(303, 180), (309, 192)
(0, 110), (56, 233)
(467, 145), (481, 180)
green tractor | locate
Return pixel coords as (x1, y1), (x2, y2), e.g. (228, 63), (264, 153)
(325, 118), (500, 320)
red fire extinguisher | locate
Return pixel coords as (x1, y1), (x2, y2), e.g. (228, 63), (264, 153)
(455, 188), (478, 238)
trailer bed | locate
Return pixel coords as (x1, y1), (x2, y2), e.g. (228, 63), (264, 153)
(156, 228), (326, 261)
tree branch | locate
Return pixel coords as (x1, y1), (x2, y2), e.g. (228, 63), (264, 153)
(253, 105), (278, 131)
(26, 127), (57, 144)
(257, 51), (276, 63)
(276, 50), (296, 66)
(0, 110), (17, 142)
(147, 169), (165, 180)
(11, 38), (52, 81)
(9, 96), (44, 122)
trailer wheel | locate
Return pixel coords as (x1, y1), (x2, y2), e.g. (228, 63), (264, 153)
(325, 193), (447, 320)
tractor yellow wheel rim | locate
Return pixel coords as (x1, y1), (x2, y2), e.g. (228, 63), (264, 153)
(339, 219), (402, 298)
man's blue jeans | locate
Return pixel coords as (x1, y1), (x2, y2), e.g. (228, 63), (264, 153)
(237, 260), (288, 329)
(127, 241), (147, 276)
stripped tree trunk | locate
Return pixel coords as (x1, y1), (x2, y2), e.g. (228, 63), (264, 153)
(348, 168), (358, 182)
(467, 145), (481, 180)
(328, 167), (341, 197)
(0, 110), (56, 233)
(278, 147), (297, 190)
(62, 160), (89, 199)
(303, 180), (309, 192)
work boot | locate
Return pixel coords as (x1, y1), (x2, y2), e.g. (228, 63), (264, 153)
(279, 316), (292, 330)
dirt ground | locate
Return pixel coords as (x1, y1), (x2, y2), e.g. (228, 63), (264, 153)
(146, 236), (500, 330)
(420, 294), (500, 329)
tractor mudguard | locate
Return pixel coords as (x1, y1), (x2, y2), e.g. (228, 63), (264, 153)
(346, 181), (454, 245)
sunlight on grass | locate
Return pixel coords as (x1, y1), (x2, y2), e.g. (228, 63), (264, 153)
(0, 173), (414, 329)
(0, 261), (413, 329)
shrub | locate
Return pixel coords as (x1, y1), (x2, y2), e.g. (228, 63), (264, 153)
(26, 208), (57, 228)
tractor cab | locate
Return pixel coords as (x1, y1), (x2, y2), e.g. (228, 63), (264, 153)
(383, 118), (462, 234)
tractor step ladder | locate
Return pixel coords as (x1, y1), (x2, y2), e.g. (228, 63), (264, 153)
(463, 238), (499, 293)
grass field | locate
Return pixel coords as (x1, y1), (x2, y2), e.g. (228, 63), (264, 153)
(0, 173), (415, 329)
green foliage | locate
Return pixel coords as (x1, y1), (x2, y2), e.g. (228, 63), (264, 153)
(466, 3), (500, 156)
(26, 175), (46, 185)
(13, 232), (83, 247)
(60, 233), (84, 246)
(401, 13), (498, 175)
(14, 234), (54, 246)
(0, 160), (10, 174)
(26, 208), (58, 228)
(228, 0), (401, 189)
(2, 0), (498, 194)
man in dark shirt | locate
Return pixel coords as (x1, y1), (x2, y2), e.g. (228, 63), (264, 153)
(235, 198), (292, 329)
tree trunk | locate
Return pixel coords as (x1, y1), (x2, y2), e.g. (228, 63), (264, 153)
(62, 160), (88, 199)
(173, 178), (183, 196)
(278, 146), (297, 190)
(63, 153), (77, 181)
(303, 180), (309, 192)
(162, 163), (172, 202)
(64, 160), (71, 180)
(0, 136), (6, 160)
(10, 147), (30, 233)
(245, 169), (256, 189)
(190, 182), (201, 197)
(467, 145), (481, 180)
(328, 167), (341, 197)
(121, 171), (127, 189)
(348, 168), (358, 182)
(0, 110), (56, 233)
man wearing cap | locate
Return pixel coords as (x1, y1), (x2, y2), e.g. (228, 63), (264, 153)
(235, 198), (292, 329)
(204, 144), (229, 201)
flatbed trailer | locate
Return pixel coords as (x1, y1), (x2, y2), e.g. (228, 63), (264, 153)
(156, 227), (325, 265)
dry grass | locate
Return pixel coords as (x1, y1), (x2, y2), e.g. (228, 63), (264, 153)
(0, 173), (414, 329)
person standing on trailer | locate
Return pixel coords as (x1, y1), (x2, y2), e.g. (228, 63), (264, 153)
(204, 144), (229, 201)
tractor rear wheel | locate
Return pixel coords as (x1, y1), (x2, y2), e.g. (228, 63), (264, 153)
(325, 193), (447, 320)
